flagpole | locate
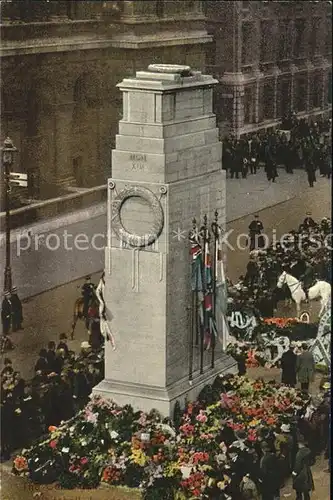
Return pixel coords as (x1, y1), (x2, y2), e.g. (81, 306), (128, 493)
(211, 210), (219, 369)
(188, 219), (197, 382)
(193, 218), (199, 347)
(212, 210), (218, 314)
(200, 215), (208, 374)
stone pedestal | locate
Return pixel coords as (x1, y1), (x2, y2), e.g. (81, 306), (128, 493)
(93, 64), (237, 416)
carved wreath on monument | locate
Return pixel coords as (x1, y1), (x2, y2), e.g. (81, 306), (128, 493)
(110, 184), (165, 248)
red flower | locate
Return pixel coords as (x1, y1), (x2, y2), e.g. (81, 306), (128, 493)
(49, 440), (57, 449)
(80, 457), (88, 465)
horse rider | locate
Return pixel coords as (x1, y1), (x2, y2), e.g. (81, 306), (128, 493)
(81, 276), (95, 320)
(301, 259), (316, 302)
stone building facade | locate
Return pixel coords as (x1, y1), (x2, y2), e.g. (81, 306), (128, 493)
(1, 1), (332, 210)
(205, 0), (332, 137)
(0, 0), (209, 206)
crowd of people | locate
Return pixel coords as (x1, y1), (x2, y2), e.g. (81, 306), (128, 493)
(239, 402), (329, 500)
(0, 334), (104, 461)
(222, 115), (332, 185)
(199, 375), (330, 500)
(228, 214), (331, 319)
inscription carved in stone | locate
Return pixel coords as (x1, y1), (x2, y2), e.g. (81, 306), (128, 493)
(130, 153), (147, 171)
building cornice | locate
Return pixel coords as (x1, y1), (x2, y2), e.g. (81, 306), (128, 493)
(0, 31), (212, 57)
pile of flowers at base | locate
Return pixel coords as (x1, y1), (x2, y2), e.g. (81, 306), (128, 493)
(12, 375), (309, 499)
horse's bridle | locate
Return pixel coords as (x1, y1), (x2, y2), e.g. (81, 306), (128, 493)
(279, 272), (302, 293)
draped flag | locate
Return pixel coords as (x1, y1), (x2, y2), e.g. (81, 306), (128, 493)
(214, 228), (230, 350)
(190, 235), (203, 296)
(204, 239), (214, 350)
(95, 275), (116, 350)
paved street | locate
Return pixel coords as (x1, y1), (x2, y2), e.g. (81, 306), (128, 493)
(1, 168), (329, 300)
(1, 173), (330, 380)
(0, 169), (330, 499)
(1, 172), (330, 500)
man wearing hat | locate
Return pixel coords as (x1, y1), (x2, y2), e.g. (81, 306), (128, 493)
(296, 343), (315, 393)
(1, 292), (12, 335)
(259, 441), (281, 500)
(248, 215), (264, 252)
(11, 287), (23, 332)
(280, 345), (297, 387)
(81, 276), (95, 320)
(303, 212), (315, 230)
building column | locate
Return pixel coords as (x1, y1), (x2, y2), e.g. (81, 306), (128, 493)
(322, 70), (327, 109)
(306, 63), (313, 114)
(234, 86), (244, 138)
(272, 67), (280, 120)
(254, 79), (260, 124)
(290, 64), (297, 112)
(52, 102), (76, 189)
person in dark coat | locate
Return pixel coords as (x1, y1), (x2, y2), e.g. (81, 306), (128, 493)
(222, 137), (233, 173)
(259, 441), (281, 500)
(34, 349), (49, 374)
(248, 215), (264, 251)
(305, 157), (316, 187)
(73, 362), (91, 412)
(236, 350), (247, 376)
(46, 341), (57, 373)
(303, 212), (316, 229)
(296, 343), (315, 393)
(280, 346), (297, 387)
(1, 292), (12, 335)
(10, 287), (23, 331)
(245, 257), (259, 290)
(1, 358), (12, 379)
(81, 276), (95, 319)
(55, 374), (73, 422)
(57, 333), (69, 357)
(292, 435), (314, 500)
(54, 349), (65, 374)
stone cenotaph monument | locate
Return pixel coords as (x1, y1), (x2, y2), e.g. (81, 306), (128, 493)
(94, 64), (236, 415)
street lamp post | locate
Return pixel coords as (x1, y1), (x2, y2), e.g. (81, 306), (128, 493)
(1, 137), (18, 293)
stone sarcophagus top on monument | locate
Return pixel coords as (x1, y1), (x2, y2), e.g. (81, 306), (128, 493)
(93, 64), (237, 416)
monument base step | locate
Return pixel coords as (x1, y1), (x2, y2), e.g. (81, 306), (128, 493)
(93, 354), (237, 417)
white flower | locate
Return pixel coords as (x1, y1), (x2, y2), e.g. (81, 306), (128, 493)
(110, 430), (119, 440)
(86, 412), (98, 424)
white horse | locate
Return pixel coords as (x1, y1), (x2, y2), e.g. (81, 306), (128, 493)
(308, 280), (331, 317)
(277, 271), (306, 315)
